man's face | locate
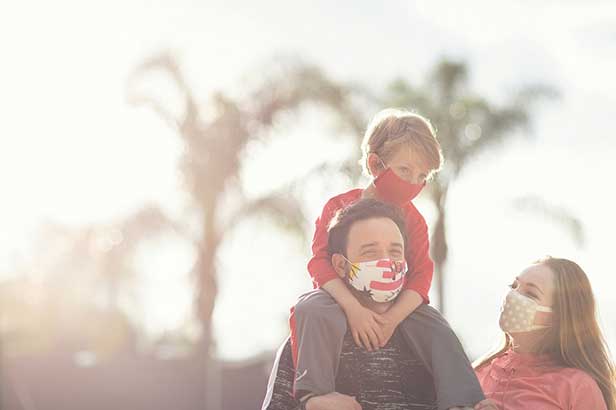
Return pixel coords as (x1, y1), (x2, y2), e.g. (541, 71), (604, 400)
(346, 217), (405, 263)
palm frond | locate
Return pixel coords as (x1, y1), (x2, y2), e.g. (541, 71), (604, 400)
(513, 195), (585, 247)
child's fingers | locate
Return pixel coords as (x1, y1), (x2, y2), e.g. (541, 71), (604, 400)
(359, 331), (373, 351)
(371, 321), (385, 344)
(352, 330), (362, 348)
(367, 328), (380, 350)
(373, 313), (388, 325)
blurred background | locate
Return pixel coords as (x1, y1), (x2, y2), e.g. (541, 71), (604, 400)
(1, 1), (615, 409)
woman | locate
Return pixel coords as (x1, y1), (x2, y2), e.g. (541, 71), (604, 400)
(474, 256), (616, 410)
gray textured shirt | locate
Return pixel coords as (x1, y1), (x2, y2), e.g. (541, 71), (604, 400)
(264, 330), (437, 410)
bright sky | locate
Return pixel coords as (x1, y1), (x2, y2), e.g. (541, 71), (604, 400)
(1, 0), (616, 361)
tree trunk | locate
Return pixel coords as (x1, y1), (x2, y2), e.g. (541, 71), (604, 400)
(430, 185), (449, 315)
(195, 204), (221, 410)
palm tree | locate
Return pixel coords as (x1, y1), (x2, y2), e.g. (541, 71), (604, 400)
(126, 53), (357, 356)
(376, 59), (573, 314)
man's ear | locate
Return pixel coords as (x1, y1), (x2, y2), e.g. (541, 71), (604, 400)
(367, 153), (384, 177)
(331, 253), (348, 279)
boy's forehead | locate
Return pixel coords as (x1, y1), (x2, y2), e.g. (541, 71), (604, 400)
(391, 144), (430, 170)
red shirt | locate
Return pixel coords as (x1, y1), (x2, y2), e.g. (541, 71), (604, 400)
(475, 349), (607, 410)
(307, 188), (434, 303)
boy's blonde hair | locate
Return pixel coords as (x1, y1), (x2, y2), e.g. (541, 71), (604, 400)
(360, 108), (443, 179)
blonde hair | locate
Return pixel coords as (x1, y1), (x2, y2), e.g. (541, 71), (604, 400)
(474, 257), (616, 410)
(360, 108), (443, 178)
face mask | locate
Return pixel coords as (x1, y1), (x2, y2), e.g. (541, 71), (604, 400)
(342, 257), (408, 303)
(373, 159), (425, 206)
(499, 289), (553, 333)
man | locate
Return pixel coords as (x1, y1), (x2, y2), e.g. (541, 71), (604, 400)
(263, 199), (456, 410)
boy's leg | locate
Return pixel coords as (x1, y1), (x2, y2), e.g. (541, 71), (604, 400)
(289, 289), (348, 396)
(261, 336), (298, 410)
(398, 304), (485, 410)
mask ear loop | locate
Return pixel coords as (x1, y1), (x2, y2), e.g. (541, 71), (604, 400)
(377, 156), (387, 170)
(531, 304), (553, 330)
(339, 254), (360, 281)
(370, 155), (388, 189)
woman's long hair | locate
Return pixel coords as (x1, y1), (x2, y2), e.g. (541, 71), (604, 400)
(474, 257), (616, 410)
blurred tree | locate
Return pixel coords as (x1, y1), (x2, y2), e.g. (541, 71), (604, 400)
(375, 60), (582, 313)
(126, 53), (359, 357)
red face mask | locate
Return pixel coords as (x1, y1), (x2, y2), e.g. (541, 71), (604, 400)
(373, 168), (425, 206)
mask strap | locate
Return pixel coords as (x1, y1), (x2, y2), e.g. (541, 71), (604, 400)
(373, 155), (388, 172)
(339, 254), (359, 270)
(536, 305), (553, 313)
(530, 324), (551, 330)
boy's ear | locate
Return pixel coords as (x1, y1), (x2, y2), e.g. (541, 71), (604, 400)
(366, 153), (383, 177)
(331, 253), (348, 279)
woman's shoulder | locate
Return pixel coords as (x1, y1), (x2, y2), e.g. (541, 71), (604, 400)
(552, 367), (606, 408)
(555, 366), (600, 388)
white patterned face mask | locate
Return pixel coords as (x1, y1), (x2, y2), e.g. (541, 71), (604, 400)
(342, 257), (408, 303)
(499, 289), (553, 333)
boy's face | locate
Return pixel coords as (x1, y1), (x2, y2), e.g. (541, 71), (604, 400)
(381, 145), (431, 185)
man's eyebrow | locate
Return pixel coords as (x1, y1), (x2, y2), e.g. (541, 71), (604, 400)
(390, 242), (404, 250)
(359, 242), (378, 251)
(516, 276), (544, 295)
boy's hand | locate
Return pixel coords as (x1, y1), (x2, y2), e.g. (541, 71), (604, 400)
(375, 314), (397, 347)
(345, 304), (385, 351)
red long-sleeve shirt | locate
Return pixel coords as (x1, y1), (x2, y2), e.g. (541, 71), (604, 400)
(307, 188), (434, 304)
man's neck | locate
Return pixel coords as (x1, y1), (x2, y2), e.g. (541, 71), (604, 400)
(357, 294), (392, 314)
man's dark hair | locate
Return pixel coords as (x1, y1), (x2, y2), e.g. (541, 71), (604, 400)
(327, 198), (408, 257)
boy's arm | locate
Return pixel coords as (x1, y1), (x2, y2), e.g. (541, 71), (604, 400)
(382, 289), (423, 326)
(376, 289), (423, 347)
(306, 198), (341, 289)
(402, 207), (434, 303)
(377, 208), (433, 346)
(323, 278), (385, 351)
(321, 278), (362, 313)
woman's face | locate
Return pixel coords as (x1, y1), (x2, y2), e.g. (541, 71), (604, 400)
(506, 263), (555, 328)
